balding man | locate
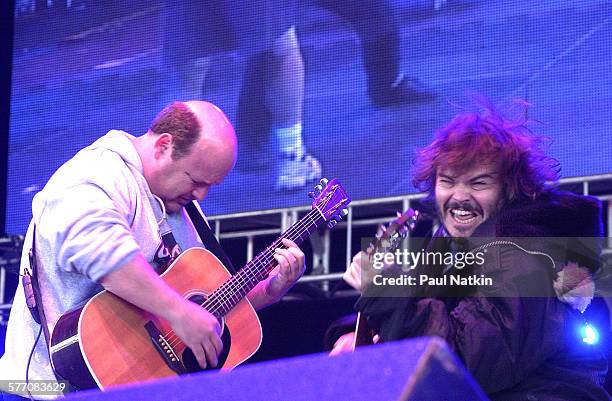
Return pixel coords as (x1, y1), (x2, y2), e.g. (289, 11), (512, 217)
(0, 101), (306, 399)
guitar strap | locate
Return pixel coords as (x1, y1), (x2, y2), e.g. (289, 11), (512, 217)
(24, 226), (51, 342)
(185, 201), (236, 275)
(21, 203), (231, 392)
(24, 225), (71, 392)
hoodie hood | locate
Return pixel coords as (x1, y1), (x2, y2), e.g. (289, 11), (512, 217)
(496, 190), (603, 274)
(496, 190), (603, 312)
(85, 129), (144, 174)
(496, 190), (603, 239)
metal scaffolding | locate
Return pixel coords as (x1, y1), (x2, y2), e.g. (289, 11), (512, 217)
(1, 173), (611, 323)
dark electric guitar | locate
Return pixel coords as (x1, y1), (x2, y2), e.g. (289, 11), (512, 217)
(353, 208), (420, 348)
(50, 178), (350, 390)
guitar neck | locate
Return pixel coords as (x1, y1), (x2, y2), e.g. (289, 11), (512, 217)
(203, 208), (325, 317)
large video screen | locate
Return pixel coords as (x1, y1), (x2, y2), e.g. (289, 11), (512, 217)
(6, 0), (612, 234)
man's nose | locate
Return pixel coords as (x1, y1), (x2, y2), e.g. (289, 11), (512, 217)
(192, 186), (210, 201)
(451, 185), (472, 202)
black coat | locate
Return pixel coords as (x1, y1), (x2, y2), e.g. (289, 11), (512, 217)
(356, 191), (610, 401)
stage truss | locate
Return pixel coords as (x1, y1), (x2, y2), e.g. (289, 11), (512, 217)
(1, 173), (611, 323)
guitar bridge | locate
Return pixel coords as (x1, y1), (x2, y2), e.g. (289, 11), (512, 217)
(144, 321), (187, 375)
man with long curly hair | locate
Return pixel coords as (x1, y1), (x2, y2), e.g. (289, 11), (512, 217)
(338, 99), (609, 400)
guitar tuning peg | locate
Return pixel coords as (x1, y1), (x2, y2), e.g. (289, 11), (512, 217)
(308, 191), (316, 199)
(410, 223), (416, 230)
(396, 211), (402, 217)
(327, 220), (338, 229)
(375, 225), (385, 239)
(341, 209), (349, 217)
(320, 178), (329, 186)
(314, 184), (323, 193)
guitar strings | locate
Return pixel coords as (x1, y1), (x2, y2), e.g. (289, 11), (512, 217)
(205, 209), (322, 312)
(161, 210), (322, 348)
(161, 209), (328, 349)
(204, 211), (317, 314)
(205, 208), (416, 322)
(211, 209), (415, 319)
(202, 210), (322, 314)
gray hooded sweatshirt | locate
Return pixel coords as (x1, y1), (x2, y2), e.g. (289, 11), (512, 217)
(0, 130), (206, 398)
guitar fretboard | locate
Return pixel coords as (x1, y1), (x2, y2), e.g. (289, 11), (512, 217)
(202, 208), (326, 317)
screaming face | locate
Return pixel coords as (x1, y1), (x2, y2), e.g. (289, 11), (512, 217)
(435, 164), (504, 237)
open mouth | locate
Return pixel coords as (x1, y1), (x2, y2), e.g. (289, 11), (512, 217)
(449, 208), (479, 225)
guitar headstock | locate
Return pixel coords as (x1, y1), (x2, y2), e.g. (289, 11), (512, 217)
(366, 209), (420, 256)
(309, 178), (351, 229)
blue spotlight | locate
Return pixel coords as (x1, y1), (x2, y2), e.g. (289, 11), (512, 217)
(580, 324), (600, 345)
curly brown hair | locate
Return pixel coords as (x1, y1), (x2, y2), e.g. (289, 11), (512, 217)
(412, 98), (559, 203)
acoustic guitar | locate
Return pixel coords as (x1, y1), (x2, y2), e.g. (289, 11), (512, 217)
(49, 178), (351, 389)
(353, 209), (420, 348)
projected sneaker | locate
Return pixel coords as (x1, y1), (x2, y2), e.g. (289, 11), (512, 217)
(368, 74), (436, 107)
(275, 154), (322, 191)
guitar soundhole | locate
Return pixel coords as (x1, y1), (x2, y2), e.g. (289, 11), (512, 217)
(182, 293), (232, 372)
(188, 294), (207, 307)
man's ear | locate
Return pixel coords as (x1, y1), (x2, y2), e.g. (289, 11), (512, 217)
(153, 133), (173, 159)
